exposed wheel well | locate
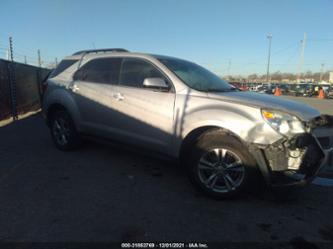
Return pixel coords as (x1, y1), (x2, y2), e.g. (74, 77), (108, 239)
(46, 103), (67, 126)
(179, 126), (245, 164)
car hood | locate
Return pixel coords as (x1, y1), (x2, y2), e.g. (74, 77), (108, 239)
(208, 91), (320, 121)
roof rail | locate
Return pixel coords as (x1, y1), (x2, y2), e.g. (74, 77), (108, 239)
(72, 48), (129, 56)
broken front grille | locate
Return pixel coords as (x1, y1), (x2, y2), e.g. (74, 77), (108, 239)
(309, 115), (333, 129)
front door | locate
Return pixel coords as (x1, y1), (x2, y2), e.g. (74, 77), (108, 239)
(109, 58), (176, 152)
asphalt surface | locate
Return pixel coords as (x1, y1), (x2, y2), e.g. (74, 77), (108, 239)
(0, 97), (333, 247)
(282, 96), (333, 115)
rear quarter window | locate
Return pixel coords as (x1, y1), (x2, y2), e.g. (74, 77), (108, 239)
(73, 58), (121, 84)
(50, 59), (78, 78)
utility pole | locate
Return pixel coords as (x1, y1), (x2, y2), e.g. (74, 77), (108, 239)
(297, 32), (307, 82)
(55, 57), (58, 67)
(24, 56), (27, 64)
(266, 33), (272, 83)
(37, 49), (41, 67)
(320, 63), (325, 82)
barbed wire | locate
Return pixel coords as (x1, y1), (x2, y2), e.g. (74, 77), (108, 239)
(0, 37), (57, 68)
(0, 36), (332, 72)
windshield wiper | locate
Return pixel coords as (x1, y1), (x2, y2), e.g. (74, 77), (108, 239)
(206, 87), (239, 92)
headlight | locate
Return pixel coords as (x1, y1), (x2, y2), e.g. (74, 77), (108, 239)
(261, 109), (305, 137)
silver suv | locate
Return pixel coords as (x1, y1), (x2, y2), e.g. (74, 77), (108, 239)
(42, 48), (333, 198)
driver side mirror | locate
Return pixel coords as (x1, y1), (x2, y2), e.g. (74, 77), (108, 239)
(143, 77), (169, 90)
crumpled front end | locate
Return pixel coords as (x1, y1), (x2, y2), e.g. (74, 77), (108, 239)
(249, 115), (333, 187)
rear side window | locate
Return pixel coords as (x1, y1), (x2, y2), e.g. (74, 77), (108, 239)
(74, 58), (121, 84)
(119, 58), (166, 88)
(50, 59), (78, 78)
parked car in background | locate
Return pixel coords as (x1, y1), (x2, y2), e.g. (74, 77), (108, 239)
(287, 84), (298, 96)
(313, 84), (321, 96)
(278, 84), (289, 95)
(296, 84), (314, 97)
(42, 48), (333, 199)
(327, 86), (333, 99)
(229, 82), (241, 89)
(257, 84), (274, 94)
(239, 85), (249, 91)
(287, 83), (311, 97)
(321, 84), (331, 96)
(270, 84), (289, 95)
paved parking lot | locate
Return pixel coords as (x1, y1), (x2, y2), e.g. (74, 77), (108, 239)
(0, 96), (333, 247)
(282, 96), (333, 115)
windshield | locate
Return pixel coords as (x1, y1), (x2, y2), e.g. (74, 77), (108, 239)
(157, 57), (237, 92)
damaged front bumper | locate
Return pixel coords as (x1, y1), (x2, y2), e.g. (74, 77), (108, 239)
(249, 115), (333, 187)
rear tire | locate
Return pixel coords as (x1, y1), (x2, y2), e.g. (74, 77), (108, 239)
(186, 129), (258, 199)
(50, 110), (81, 151)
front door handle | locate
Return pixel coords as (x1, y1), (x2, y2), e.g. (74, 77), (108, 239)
(113, 93), (124, 101)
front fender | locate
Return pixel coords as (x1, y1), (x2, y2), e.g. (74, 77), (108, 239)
(172, 99), (283, 157)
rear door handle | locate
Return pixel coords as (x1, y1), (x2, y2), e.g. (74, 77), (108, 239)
(113, 93), (124, 101)
(69, 84), (80, 92)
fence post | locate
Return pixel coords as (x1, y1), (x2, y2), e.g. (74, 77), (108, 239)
(7, 37), (18, 121)
(36, 67), (43, 108)
(36, 49), (44, 107)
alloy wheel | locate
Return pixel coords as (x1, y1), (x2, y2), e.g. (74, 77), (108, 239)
(52, 117), (70, 146)
(197, 148), (245, 193)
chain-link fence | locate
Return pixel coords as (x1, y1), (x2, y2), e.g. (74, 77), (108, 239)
(0, 59), (51, 121)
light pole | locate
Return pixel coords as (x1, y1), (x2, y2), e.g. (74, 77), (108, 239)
(320, 63), (325, 82)
(266, 33), (272, 83)
(297, 33), (307, 82)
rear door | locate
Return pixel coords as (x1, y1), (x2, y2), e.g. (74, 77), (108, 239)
(71, 57), (121, 134)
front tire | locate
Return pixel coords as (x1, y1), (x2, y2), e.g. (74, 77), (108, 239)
(186, 130), (258, 199)
(50, 110), (81, 151)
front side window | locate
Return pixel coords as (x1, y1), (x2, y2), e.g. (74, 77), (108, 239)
(157, 57), (237, 92)
(74, 58), (121, 84)
(119, 58), (166, 88)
